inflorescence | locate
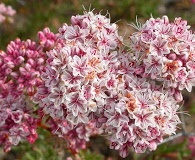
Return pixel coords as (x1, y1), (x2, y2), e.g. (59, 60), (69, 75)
(0, 9), (195, 158)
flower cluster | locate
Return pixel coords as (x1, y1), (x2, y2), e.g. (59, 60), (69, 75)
(33, 11), (183, 157)
(0, 3), (16, 24)
(129, 16), (195, 102)
(0, 28), (61, 152)
(34, 10), (122, 152)
(0, 92), (38, 152)
(102, 68), (181, 157)
(1, 9), (195, 158)
(0, 38), (43, 151)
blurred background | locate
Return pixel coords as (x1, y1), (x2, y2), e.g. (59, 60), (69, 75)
(0, 0), (195, 160)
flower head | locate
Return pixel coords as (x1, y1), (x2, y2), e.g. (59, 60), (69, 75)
(129, 15), (195, 102)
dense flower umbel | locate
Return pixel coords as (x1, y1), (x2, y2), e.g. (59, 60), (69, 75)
(34, 10), (122, 152)
(0, 38), (45, 96)
(100, 52), (181, 157)
(0, 3), (16, 23)
(0, 28), (61, 152)
(0, 38), (43, 152)
(34, 11), (182, 157)
(0, 92), (38, 152)
(129, 16), (195, 102)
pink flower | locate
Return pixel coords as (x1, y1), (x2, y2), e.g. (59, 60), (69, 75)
(150, 36), (170, 56)
(105, 106), (129, 128)
(64, 25), (89, 42)
(133, 110), (154, 129)
(0, 3), (16, 24)
(10, 110), (23, 123)
(143, 55), (163, 79)
(48, 86), (66, 108)
(61, 69), (84, 86)
(188, 136), (195, 156)
(69, 55), (90, 76)
(66, 92), (87, 117)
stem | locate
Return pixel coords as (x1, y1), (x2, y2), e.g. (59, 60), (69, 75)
(159, 132), (184, 145)
(180, 108), (187, 135)
(159, 110), (192, 146)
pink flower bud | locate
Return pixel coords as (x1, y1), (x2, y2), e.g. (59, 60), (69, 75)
(27, 59), (35, 66)
(148, 141), (157, 151)
(5, 68), (12, 75)
(11, 110), (23, 123)
(16, 56), (25, 64)
(167, 53), (177, 60)
(174, 90), (183, 102)
(27, 133), (38, 144)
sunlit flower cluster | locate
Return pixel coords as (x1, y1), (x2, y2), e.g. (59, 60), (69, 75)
(0, 3), (16, 24)
(129, 16), (195, 102)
